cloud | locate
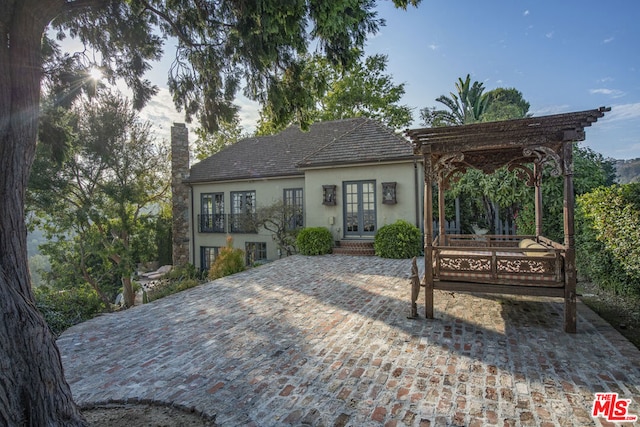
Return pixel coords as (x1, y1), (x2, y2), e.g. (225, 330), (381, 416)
(235, 95), (261, 134)
(523, 10), (530, 16)
(545, 31), (554, 39)
(589, 88), (626, 98)
(603, 36), (615, 44)
(139, 88), (199, 142)
(598, 77), (614, 83)
(428, 43), (439, 51)
(604, 103), (640, 122)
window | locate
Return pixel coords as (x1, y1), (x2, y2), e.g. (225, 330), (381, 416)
(284, 188), (304, 230)
(200, 246), (220, 272)
(245, 242), (267, 265)
(230, 191), (256, 233)
(200, 193), (225, 232)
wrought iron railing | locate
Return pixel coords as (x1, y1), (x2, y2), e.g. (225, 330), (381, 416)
(198, 214), (226, 233)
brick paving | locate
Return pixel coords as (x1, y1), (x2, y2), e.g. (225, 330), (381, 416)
(58, 255), (640, 426)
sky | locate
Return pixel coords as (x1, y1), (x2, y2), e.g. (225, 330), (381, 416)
(137, 0), (640, 160)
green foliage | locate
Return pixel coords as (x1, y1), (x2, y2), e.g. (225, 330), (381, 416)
(34, 284), (105, 337)
(193, 117), (246, 160)
(209, 237), (246, 280)
(28, 91), (169, 307)
(256, 52), (413, 134)
(516, 145), (616, 241)
(577, 184), (640, 295)
(420, 74), (490, 127)
(482, 88), (531, 122)
(148, 278), (200, 301)
(28, 254), (50, 288)
(374, 220), (422, 259)
(420, 76), (531, 231)
(155, 205), (173, 266)
(296, 227), (334, 255)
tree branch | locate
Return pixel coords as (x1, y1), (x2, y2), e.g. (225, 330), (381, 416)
(139, 0), (196, 48)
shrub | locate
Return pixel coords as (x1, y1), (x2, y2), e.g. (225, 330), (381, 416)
(146, 278), (200, 302)
(374, 220), (422, 259)
(296, 227), (333, 255)
(34, 283), (105, 337)
(209, 236), (245, 280)
(576, 184), (640, 295)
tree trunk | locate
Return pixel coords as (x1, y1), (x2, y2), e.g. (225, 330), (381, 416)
(122, 275), (135, 308)
(0, 2), (86, 424)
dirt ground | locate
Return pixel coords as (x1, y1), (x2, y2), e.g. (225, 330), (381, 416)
(82, 404), (216, 427)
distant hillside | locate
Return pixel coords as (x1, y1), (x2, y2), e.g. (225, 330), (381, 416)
(616, 158), (640, 184)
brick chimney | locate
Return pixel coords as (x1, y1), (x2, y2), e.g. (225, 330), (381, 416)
(171, 123), (190, 267)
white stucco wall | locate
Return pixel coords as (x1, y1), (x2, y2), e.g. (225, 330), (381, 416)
(189, 160), (425, 269)
(190, 176), (305, 269)
(302, 160), (424, 242)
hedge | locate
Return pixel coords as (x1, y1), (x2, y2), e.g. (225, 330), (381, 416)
(296, 227), (333, 255)
(576, 184), (640, 295)
(374, 220), (422, 259)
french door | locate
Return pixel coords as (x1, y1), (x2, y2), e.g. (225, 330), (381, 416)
(343, 181), (376, 237)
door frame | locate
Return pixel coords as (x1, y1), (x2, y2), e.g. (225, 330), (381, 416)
(342, 180), (377, 237)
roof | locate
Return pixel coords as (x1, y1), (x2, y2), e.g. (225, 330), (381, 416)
(297, 119), (414, 168)
(187, 118), (415, 183)
(405, 107), (610, 175)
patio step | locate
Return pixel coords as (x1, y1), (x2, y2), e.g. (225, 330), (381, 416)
(333, 240), (376, 256)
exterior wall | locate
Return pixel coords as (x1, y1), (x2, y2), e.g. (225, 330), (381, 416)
(171, 123), (191, 266)
(191, 176), (305, 270)
(303, 161), (424, 242)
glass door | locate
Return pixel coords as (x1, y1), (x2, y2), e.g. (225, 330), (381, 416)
(344, 181), (376, 237)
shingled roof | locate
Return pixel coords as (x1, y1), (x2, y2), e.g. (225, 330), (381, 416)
(298, 119), (414, 168)
(187, 118), (415, 183)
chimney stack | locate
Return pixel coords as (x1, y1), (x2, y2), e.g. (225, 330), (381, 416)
(171, 123), (190, 266)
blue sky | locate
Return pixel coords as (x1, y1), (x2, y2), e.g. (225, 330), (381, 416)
(138, 1), (640, 159)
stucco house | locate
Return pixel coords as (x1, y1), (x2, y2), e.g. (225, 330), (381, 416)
(177, 118), (424, 271)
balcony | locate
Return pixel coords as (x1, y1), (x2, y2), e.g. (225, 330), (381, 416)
(198, 214), (226, 233)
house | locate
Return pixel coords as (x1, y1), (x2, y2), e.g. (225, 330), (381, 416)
(172, 118), (425, 271)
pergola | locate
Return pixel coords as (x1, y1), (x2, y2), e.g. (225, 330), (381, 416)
(406, 107), (610, 333)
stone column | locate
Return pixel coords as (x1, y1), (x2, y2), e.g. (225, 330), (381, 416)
(171, 123), (191, 267)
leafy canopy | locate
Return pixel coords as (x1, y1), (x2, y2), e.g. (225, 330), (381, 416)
(256, 52), (413, 134)
(29, 91), (170, 307)
(48, 0), (420, 133)
(420, 75), (532, 231)
(420, 74), (490, 127)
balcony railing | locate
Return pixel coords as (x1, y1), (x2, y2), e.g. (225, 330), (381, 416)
(198, 214), (226, 233)
(197, 213), (260, 233)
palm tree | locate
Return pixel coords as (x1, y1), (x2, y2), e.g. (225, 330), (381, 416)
(420, 74), (489, 127)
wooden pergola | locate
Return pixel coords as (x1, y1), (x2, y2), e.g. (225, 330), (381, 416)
(406, 107), (610, 333)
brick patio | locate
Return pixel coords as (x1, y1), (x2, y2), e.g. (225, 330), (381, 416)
(58, 255), (640, 426)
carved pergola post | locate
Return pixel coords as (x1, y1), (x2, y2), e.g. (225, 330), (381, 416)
(562, 142), (577, 333)
(424, 153), (434, 319)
